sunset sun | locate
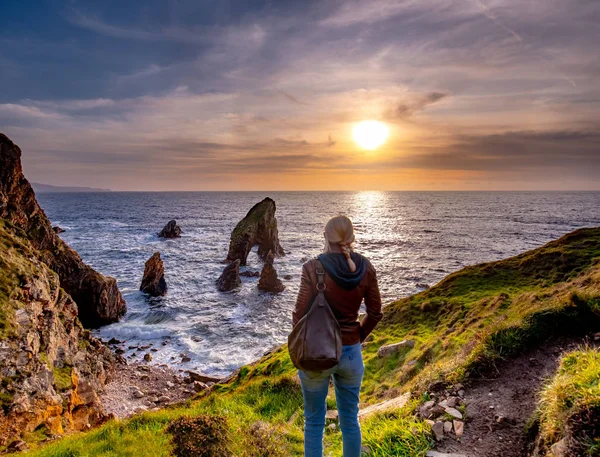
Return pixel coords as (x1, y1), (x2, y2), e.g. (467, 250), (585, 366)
(352, 120), (389, 150)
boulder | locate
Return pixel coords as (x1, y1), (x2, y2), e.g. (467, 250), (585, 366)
(225, 197), (284, 265)
(0, 133), (126, 328)
(140, 252), (167, 296)
(258, 251), (285, 294)
(377, 340), (416, 358)
(52, 226), (65, 234)
(158, 220), (182, 238)
(216, 259), (241, 292)
(239, 270), (260, 277)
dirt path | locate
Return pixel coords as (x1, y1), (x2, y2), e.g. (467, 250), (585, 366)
(433, 334), (597, 457)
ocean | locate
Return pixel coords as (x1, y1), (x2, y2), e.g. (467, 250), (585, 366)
(37, 191), (600, 377)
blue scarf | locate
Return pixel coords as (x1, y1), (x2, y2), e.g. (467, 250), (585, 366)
(317, 252), (367, 290)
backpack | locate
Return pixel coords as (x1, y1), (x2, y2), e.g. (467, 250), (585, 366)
(288, 260), (342, 371)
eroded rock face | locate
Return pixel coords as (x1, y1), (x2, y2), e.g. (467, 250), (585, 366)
(216, 259), (241, 292)
(158, 220), (182, 238)
(0, 224), (115, 445)
(258, 251), (285, 294)
(225, 198), (284, 265)
(140, 252), (167, 296)
(0, 134), (126, 328)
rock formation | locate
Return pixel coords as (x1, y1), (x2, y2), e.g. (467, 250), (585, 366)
(225, 198), (284, 265)
(0, 133), (126, 328)
(158, 220), (182, 238)
(52, 226), (64, 234)
(0, 222), (115, 444)
(140, 252), (167, 296)
(216, 259), (242, 292)
(258, 251), (285, 294)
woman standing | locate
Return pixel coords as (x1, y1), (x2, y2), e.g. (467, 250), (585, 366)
(293, 216), (383, 457)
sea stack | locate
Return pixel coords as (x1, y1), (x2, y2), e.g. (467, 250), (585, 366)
(0, 133), (126, 328)
(158, 220), (182, 238)
(225, 197), (284, 265)
(140, 252), (168, 296)
(216, 259), (242, 291)
(258, 250), (285, 294)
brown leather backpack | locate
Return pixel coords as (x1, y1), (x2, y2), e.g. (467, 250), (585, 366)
(288, 260), (342, 371)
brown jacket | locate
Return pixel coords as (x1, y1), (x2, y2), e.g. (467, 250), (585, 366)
(292, 257), (383, 345)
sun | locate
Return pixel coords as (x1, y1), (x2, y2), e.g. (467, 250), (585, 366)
(352, 120), (389, 150)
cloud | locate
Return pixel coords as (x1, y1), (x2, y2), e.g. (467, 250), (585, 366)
(386, 92), (449, 120)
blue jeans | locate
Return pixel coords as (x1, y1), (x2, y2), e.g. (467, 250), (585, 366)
(298, 343), (364, 457)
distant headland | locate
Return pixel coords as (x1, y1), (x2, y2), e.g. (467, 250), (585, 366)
(31, 182), (111, 193)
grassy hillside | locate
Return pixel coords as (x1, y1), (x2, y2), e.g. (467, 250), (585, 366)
(536, 347), (600, 456)
(20, 228), (600, 456)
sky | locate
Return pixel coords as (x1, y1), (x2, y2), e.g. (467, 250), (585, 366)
(1, 0), (599, 191)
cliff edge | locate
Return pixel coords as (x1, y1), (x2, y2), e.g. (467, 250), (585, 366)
(0, 134), (126, 328)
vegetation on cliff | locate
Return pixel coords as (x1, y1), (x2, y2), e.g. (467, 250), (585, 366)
(0, 220), (115, 446)
(18, 227), (600, 456)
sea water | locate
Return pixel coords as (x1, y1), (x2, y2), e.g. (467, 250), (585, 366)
(37, 191), (600, 376)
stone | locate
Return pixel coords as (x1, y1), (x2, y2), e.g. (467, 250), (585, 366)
(239, 270), (260, 277)
(193, 381), (208, 392)
(0, 134), (126, 327)
(158, 219), (182, 238)
(453, 420), (464, 438)
(225, 197), (284, 265)
(5, 440), (28, 452)
(216, 259), (242, 292)
(133, 406), (147, 414)
(444, 407), (463, 419)
(258, 250), (285, 293)
(358, 393), (411, 420)
(52, 226), (65, 234)
(446, 396), (459, 408)
(132, 388), (144, 399)
(325, 410), (338, 420)
(361, 445), (372, 455)
(328, 423), (337, 431)
(443, 421), (453, 433)
(166, 381), (175, 388)
(551, 438), (568, 457)
(140, 252), (167, 296)
(143, 353), (152, 362)
(431, 421), (445, 441)
(377, 340), (416, 358)
(157, 395), (170, 403)
(181, 356), (191, 363)
(186, 371), (221, 384)
(283, 274), (293, 280)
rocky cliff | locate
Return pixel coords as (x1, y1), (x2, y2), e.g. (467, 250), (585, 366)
(0, 134), (126, 328)
(0, 220), (114, 445)
(225, 198), (284, 265)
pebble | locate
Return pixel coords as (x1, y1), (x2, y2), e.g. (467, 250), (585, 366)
(453, 420), (464, 438)
(443, 421), (453, 433)
(144, 353), (152, 362)
(432, 421), (445, 441)
(166, 381), (175, 388)
(157, 395), (170, 403)
(444, 407), (463, 419)
(328, 423), (337, 431)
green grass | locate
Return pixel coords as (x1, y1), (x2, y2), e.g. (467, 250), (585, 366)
(537, 347), (600, 456)
(18, 227), (600, 456)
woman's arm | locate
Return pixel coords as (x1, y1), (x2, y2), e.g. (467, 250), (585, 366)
(360, 263), (383, 342)
(292, 263), (314, 326)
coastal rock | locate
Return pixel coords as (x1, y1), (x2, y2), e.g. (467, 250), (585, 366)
(216, 259), (241, 292)
(0, 133), (126, 327)
(257, 251), (285, 294)
(225, 197), (284, 265)
(239, 270), (260, 277)
(140, 252), (167, 296)
(52, 226), (65, 234)
(158, 220), (182, 238)
(0, 223), (115, 445)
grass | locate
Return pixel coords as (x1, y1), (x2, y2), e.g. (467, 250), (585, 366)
(17, 227), (600, 456)
(537, 347), (600, 456)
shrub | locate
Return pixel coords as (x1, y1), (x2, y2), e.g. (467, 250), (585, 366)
(166, 415), (230, 457)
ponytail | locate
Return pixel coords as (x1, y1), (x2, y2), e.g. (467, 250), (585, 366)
(340, 243), (357, 272)
(323, 215), (357, 272)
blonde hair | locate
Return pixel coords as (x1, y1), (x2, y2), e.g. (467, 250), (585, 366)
(323, 215), (357, 272)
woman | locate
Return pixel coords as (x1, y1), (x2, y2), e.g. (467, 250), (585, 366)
(293, 215), (383, 457)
